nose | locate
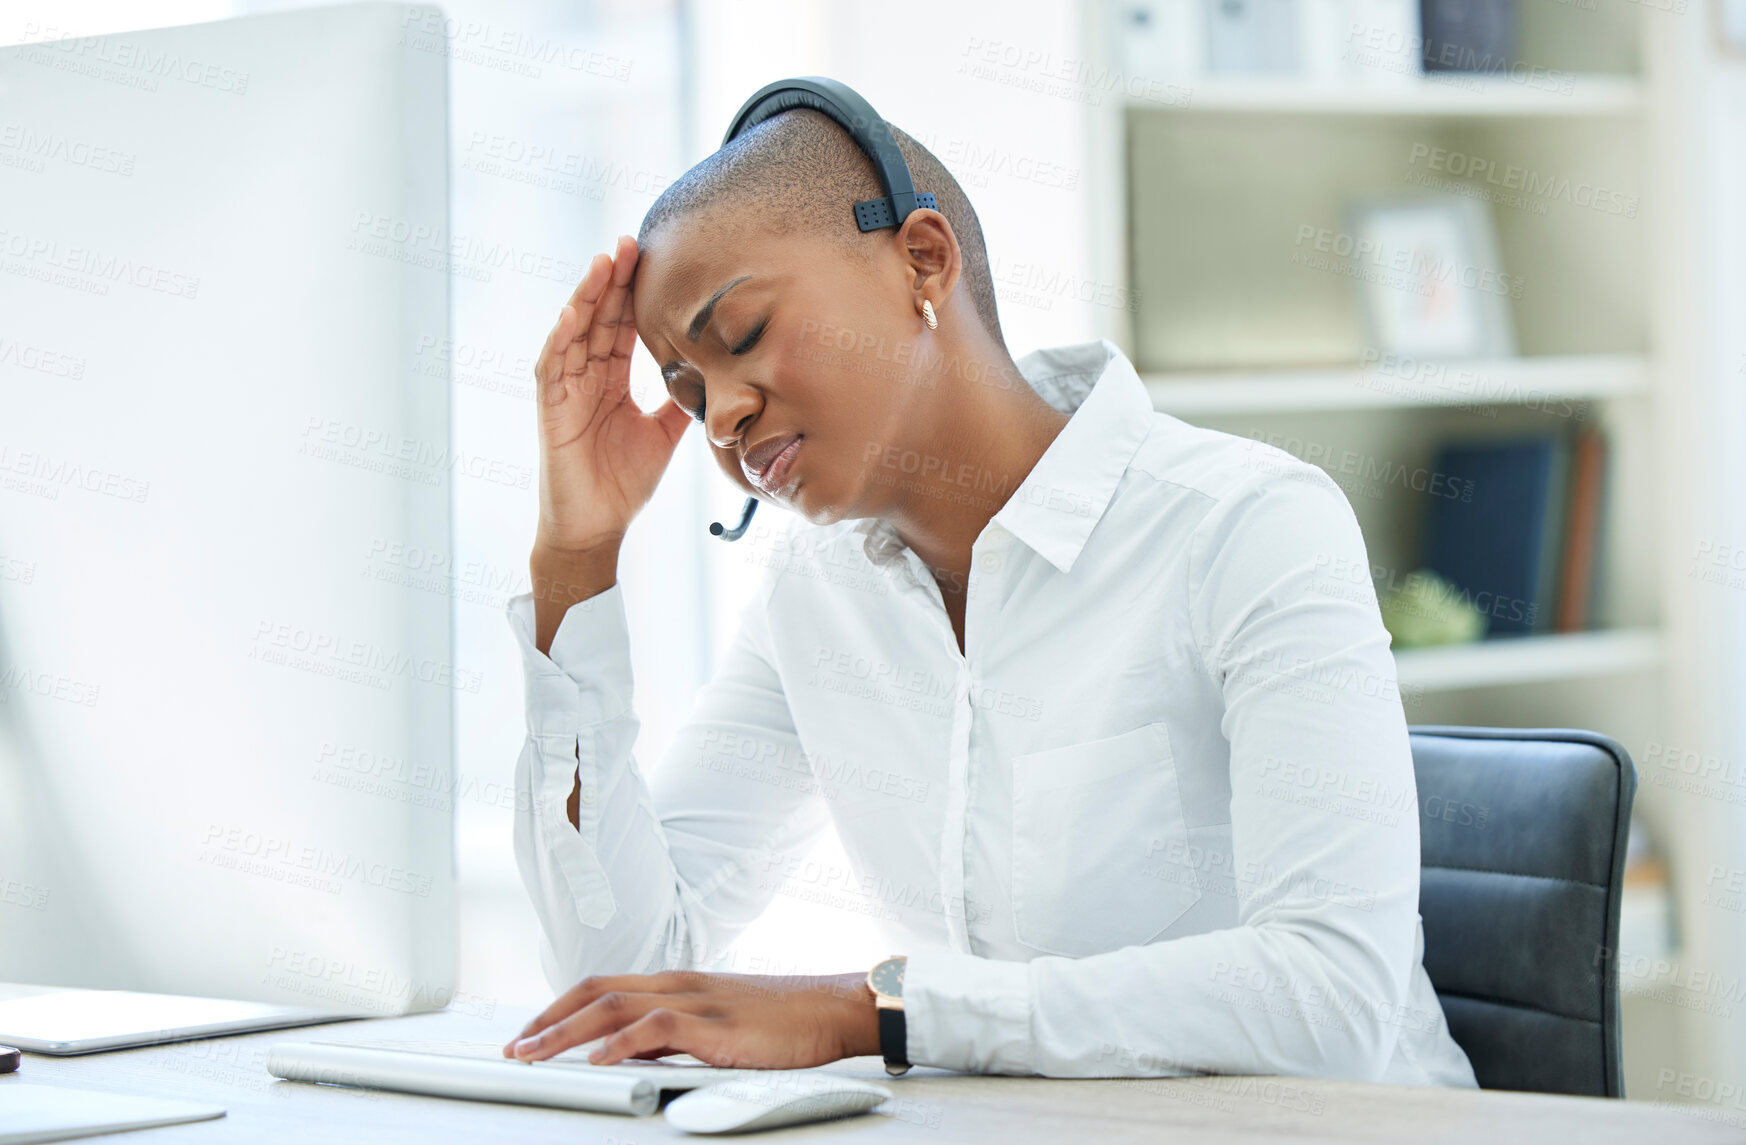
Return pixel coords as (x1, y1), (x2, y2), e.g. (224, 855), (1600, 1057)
(703, 377), (761, 451)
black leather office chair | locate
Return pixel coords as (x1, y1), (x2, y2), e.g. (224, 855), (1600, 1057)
(1409, 726), (1637, 1098)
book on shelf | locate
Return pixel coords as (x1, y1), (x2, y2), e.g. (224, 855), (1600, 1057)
(1555, 427), (1609, 632)
(1419, 424), (1608, 638)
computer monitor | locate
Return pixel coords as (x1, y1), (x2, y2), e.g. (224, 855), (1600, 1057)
(0, 3), (456, 1015)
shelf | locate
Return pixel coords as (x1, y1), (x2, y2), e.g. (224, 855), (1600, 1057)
(1393, 628), (1662, 693)
(1144, 354), (1647, 416)
(1133, 74), (1643, 118)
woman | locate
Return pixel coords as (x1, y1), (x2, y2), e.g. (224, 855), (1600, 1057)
(500, 104), (1477, 1087)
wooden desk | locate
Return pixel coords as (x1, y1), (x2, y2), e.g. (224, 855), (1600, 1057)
(2, 1005), (1732, 1143)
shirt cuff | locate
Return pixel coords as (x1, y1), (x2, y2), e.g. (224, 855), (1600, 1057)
(505, 586), (634, 734)
(903, 949), (1034, 1075)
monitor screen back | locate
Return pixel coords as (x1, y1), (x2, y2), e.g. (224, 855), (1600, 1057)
(0, 3), (455, 1015)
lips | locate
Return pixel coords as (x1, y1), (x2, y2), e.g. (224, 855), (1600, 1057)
(742, 433), (802, 496)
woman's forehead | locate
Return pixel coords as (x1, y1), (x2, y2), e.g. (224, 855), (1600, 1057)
(636, 219), (755, 317)
(636, 222), (822, 338)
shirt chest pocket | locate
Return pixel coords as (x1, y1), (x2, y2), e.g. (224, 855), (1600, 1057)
(1010, 721), (1201, 957)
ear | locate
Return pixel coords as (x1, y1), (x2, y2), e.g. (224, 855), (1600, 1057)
(894, 208), (961, 322)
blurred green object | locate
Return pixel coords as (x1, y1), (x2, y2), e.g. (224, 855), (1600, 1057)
(1379, 569), (1488, 649)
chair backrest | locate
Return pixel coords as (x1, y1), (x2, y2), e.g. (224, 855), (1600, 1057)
(1409, 726), (1637, 1098)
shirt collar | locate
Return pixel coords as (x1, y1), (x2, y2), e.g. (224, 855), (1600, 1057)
(850, 337), (1154, 575)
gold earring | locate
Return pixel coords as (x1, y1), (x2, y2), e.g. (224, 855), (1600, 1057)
(922, 299), (938, 330)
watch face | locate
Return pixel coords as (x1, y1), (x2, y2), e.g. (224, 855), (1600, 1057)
(869, 956), (906, 999)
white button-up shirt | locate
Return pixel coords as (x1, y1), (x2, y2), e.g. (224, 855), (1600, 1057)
(506, 337), (1478, 1087)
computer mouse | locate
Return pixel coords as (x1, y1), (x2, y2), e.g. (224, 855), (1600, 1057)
(662, 1075), (892, 1134)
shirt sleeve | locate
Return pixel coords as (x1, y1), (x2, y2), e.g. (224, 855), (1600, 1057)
(506, 568), (830, 992)
(902, 461), (1426, 1082)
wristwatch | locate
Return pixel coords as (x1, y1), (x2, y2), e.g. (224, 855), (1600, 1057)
(866, 955), (910, 1076)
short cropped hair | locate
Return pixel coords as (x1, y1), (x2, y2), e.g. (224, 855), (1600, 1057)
(638, 106), (1003, 344)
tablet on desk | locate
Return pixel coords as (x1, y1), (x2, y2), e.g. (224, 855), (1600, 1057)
(0, 1086), (225, 1145)
(0, 985), (356, 1054)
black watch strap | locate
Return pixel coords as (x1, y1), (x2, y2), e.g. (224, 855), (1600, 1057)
(877, 1006), (910, 1074)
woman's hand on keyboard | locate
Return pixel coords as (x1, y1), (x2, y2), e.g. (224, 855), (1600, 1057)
(503, 969), (881, 1069)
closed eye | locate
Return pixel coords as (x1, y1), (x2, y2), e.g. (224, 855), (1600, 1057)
(672, 316), (770, 423)
(730, 316), (768, 355)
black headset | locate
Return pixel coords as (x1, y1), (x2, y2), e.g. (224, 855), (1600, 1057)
(706, 77), (936, 541)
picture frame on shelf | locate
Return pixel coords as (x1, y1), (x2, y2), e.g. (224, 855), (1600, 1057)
(1203, 0), (1299, 75)
(1344, 193), (1517, 360)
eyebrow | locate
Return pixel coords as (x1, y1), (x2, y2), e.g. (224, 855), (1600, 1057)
(662, 274), (754, 384)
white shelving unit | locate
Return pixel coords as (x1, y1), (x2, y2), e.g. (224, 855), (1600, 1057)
(1166, 73), (1643, 117)
(1078, 0), (1725, 1097)
(1081, 0), (1669, 712)
(1144, 353), (1648, 415)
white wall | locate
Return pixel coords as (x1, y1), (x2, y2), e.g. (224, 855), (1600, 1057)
(1655, 1), (1746, 1099)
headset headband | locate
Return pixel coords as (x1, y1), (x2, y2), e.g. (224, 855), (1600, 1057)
(722, 76), (938, 232)
(710, 77), (935, 541)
